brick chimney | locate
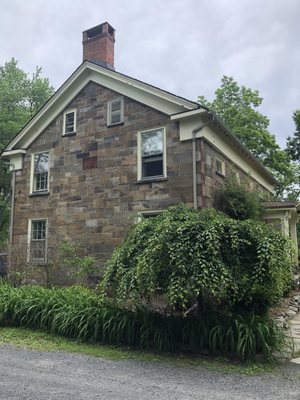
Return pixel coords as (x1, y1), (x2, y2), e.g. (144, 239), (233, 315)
(82, 22), (115, 70)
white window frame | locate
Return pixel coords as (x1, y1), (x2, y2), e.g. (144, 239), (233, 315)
(30, 152), (49, 194)
(136, 210), (164, 223)
(27, 218), (48, 263)
(216, 157), (225, 176)
(63, 109), (77, 135)
(107, 97), (124, 126)
(137, 127), (167, 181)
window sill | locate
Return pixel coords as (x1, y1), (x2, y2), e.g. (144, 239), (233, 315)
(136, 177), (168, 185)
(29, 191), (50, 197)
(216, 171), (226, 178)
(62, 131), (76, 137)
(107, 121), (124, 128)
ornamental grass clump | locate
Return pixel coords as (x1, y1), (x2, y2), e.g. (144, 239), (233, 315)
(0, 282), (289, 361)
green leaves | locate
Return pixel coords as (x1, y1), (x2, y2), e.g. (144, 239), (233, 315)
(0, 59), (54, 150)
(99, 205), (293, 313)
(0, 282), (289, 361)
(198, 75), (297, 197)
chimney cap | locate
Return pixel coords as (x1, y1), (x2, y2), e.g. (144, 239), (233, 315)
(82, 22), (115, 41)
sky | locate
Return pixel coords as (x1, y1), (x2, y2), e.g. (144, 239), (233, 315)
(0, 0), (299, 148)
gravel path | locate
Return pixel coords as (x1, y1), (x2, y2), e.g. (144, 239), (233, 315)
(0, 344), (300, 400)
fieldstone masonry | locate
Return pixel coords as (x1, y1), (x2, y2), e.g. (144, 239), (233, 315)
(12, 81), (270, 282)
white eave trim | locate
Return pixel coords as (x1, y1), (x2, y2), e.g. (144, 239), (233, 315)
(171, 108), (208, 120)
(2, 149), (27, 157)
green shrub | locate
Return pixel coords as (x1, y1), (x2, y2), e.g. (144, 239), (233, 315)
(0, 282), (289, 361)
(216, 178), (264, 220)
(99, 205), (292, 313)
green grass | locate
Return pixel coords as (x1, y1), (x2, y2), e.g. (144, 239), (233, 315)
(0, 326), (277, 375)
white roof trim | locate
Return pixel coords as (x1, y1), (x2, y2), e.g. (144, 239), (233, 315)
(171, 108), (208, 120)
(3, 62), (198, 152)
(2, 149), (27, 156)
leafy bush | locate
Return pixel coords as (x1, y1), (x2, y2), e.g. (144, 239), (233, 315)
(216, 178), (264, 220)
(0, 282), (288, 361)
(99, 205), (292, 313)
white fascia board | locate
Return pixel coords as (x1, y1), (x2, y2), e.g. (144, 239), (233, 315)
(5, 62), (197, 152)
(2, 149), (27, 156)
(86, 63), (197, 111)
(6, 64), (90, 151)
(171, 108), (208, 120)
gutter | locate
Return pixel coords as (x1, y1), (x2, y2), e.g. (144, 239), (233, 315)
(192, 113), (215, 209)
(4, 163), (16, 272)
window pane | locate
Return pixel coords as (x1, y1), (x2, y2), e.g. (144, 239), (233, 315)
(65, 112), (75, 133)
(31, 220), (46, 262)
(141, 130), (163, 157)
(32, 221), (46, 240)
(111, 100), (121, 113)
(34, 153), (49, 191)
(111, 112), (121, 124)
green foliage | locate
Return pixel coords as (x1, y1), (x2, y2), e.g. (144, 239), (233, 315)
(0, 58), (54, 150)
(58, 241), (96, 280)
(216, 178), (264, 220)
(0, 59), (54, 243)
(0, 282), (289, 361)
(286, 110), (300, 162)
(99, 205), (292, 313)
(198, 76), (296, 196)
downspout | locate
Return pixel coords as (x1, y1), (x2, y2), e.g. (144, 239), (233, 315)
(4, 163), (15, 272)
(192, 114), (215, 209)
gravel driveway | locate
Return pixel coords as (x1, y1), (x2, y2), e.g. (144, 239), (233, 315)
(0, 344), (300, 400)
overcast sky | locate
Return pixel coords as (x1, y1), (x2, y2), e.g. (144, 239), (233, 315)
(0, 0), (299, 147)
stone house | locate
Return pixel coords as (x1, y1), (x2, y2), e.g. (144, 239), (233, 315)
(1, 22), (298, 280)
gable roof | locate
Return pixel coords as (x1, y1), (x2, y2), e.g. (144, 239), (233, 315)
(0, 61), (278, 188)
(1, 61), (200, 153)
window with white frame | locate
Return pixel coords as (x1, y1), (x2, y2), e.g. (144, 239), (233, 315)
(32, 152), (49, 192)
(138, 127), (166, 180)
(63, 109), (76, 135)
(29, 219), (47, 263)
(216, 157), (225, 176)
(107, 97), (124, 126)
(136, 210), (164, 223)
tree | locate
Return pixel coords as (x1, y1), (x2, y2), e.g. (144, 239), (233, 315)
(0, 58), (54, 150)
(0, 58), (54, 244)
(286, 110), (300, 162)
(198, 76), (296, 196)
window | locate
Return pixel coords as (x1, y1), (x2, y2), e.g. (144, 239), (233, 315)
(136, 210), (164, 223)
(107, 97), (124, 126)
(31, 152), (49, 193)
(63, 109), (76, 135)
(138, 127), (166, 180)
(29, 219), (47, 263)
(216, 157), (225, 176)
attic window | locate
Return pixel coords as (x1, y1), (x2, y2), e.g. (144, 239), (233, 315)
(63, 109), (77, 135)
(216, 157), (225, 176)
(107, 97), (124, 126)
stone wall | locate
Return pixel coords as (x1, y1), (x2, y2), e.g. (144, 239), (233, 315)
(198, 139), (270, 209)
(12, 82), (194, 278)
